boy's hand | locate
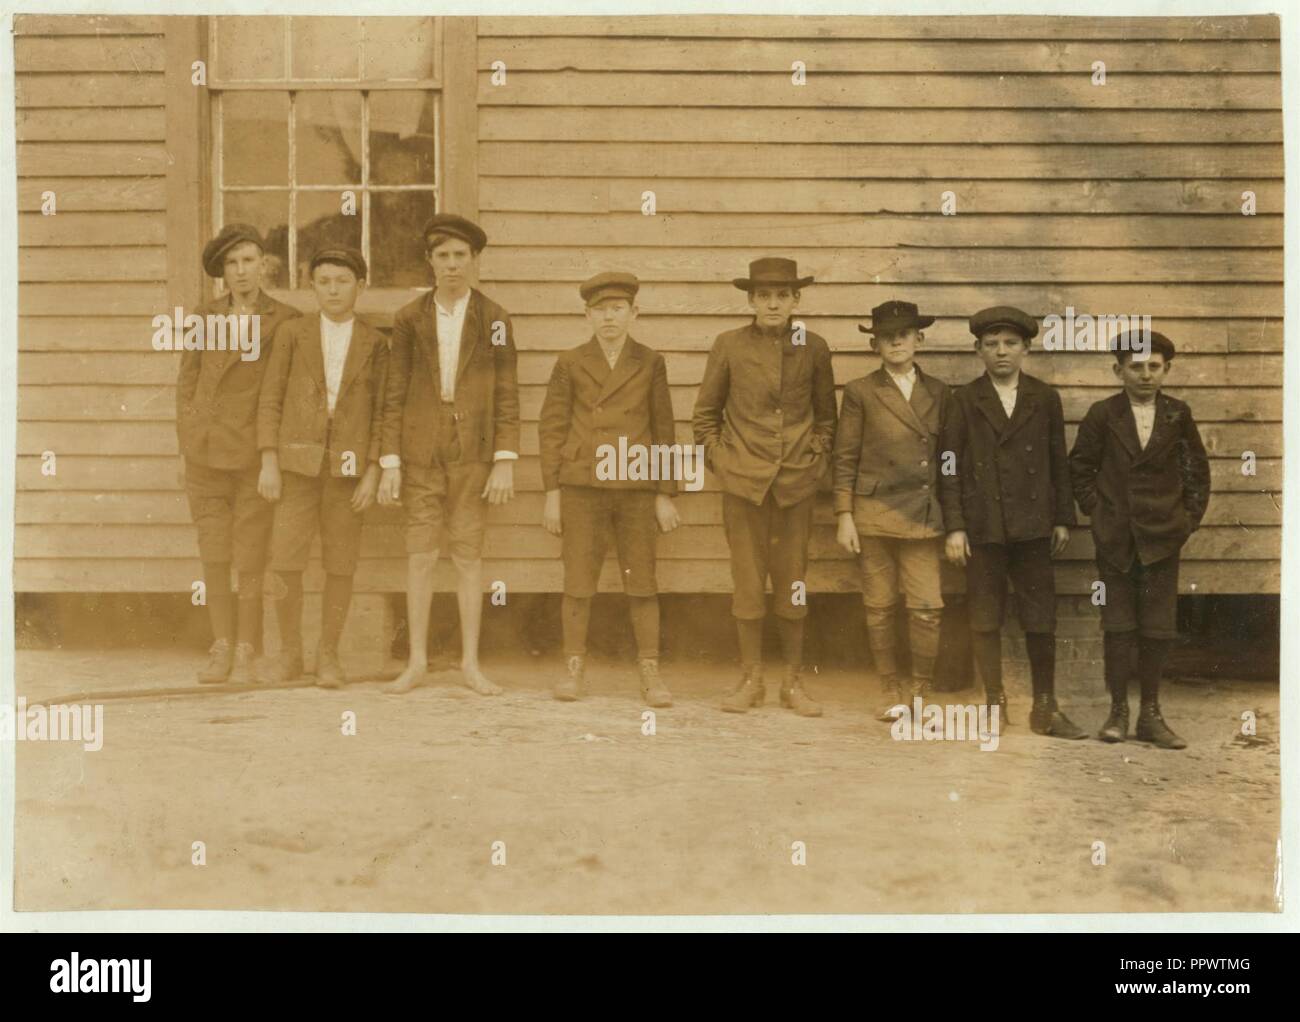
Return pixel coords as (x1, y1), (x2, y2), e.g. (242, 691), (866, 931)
(258, 456), (281, 503)
(482, 460), (515, 505)
(351, 463), (380, 512)
(378, 466), (402, 506)
(542, 489), (562, 536)
(945, 530), (971, 566)
(655, 494), (681, 534)
(836, 512), (860, 554)
(1050, 525), (1070, 557)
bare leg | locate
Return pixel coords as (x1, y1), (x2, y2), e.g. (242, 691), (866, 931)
(455, 554), (500, 695)
(384, 550), (438, 694)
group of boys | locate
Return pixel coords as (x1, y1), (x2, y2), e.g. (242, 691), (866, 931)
(179, 231), (1211, 749)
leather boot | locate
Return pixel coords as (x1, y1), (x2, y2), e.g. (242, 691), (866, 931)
(555, 654), (584, 701)
(260, 649), (304, 684)
(721, 665), (765, 713)
(197, 638), (233, 684)
(1135, 700), (1187, 749)
(227, 642), (257, 685)
(985, 688), (1012, 727)
(637, 658), (672, 708)
(1099, 700), (1130, 742)
(876, 674), (908, 722)
(1029, 693), (1087, 739)
(780, 667), (823, 718)
(316, 647), (348, 689)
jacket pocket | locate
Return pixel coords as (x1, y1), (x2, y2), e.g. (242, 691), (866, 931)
(856, 477), (879, 496)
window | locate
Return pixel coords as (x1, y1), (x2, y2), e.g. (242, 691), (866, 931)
(208, 16), (441, 292)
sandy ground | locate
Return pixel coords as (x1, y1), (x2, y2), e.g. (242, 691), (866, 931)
(10, 648), (1280, 916)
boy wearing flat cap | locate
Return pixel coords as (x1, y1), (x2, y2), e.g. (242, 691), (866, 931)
(256, 247), (389, 687)
(1068, 331), (1210, 749)
(833, 300), (952, 720)
(938, 305), (1085, 738)
(693, 257), (836, 716)
(379, 214), (520, 697)
(179, 223), (301, 685)
(539, 272), (680, 706)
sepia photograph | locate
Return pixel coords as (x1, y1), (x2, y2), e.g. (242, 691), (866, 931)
(0, 2), (1290, 929)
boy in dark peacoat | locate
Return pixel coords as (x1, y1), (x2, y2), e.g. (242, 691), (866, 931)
(178, 223), (301, 685)
(938, 305), (1084, 739)
(1068, 330), (1210, 749)
(538, 272), (680, 707)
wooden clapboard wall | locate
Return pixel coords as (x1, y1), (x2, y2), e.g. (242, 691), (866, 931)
(12, 14), (1283, 596)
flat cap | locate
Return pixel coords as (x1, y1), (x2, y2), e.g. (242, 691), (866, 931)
(422, 213), (488, 253)
(970, 305), (1038, 341)
(859, 299), (935, 336)
(203, 223), (264, 278)
(309, 246), (368, 281)
(1112, 329), (1176, 362)
(580, 271), (640, 306)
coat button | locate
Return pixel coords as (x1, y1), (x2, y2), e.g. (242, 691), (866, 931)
(1025, 444), (1033, 452)
(920, 460), (928, 467)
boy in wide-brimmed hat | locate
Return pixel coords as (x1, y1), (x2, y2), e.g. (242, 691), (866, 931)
(693, 257), (836, 716)
(938, 305), (1085, 738)
(378, 214), (520, 697)
(833, 300), (953, 721)
(1068, 330), (1210, 749)
(179, 223), (301, 685)
(538, 272), (680, 707)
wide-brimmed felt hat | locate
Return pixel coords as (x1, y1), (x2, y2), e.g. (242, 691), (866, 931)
(732, 257), (814, 291)
(970, 305), (1038, 341)
(422, 213), (488, 253)
(203, 223), (265, 278)
(580, 271), (639, 306)
(858, 300), (935, 336)
(309, 246), (368, 281)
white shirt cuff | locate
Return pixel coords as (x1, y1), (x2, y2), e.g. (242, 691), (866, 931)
(493, 450), (519, 462)
(379, 455), (401, 470)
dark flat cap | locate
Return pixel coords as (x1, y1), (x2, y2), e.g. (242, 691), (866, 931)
(309, 246), (368, 281)
(1112, 329), (1176, 362)
(970, 305), (1038, 340)
(733, 257), (813, 291)
(422, 214), (488, 253)
(203, 223), (264, 278)
(580, 271), (639, 306)
(859, 299), (935, 335)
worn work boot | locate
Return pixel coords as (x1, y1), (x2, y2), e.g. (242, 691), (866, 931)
(1029, 693), (1087, 739)
(637, 658), (672, 708)
(260, 649), (305, 685)
(721, 665), (765, 713)
(780, 667), (823, 718)
(985, 688), (1012, 728)
(876, 674), (908, 722)
(227, 642), (257, 686)
(1135, 700), (1187, 750)
(554, 655), (584, 701)
(197, 638), (233, 684)
(1099, 700), (1130, 743)
(316, 647), (347, 689)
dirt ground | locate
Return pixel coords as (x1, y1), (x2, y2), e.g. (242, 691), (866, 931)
(10, 648), (1280, 917)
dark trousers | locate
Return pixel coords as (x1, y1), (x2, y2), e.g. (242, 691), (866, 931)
(966, 538), (1057, 634)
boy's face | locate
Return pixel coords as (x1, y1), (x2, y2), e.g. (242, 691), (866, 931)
(748, 285), (798, 331)
(1115, 352), (1170, 401)
(586, 298), (636, 343)
(872, 327), (921, 367)
(427, 237), (475, 292)
(222, 241), (264, 297)
(311, 263), (363, 318)
(976, 327), (1029, 379)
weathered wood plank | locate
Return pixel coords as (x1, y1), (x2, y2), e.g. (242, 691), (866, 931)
(480, 175), (1283, 215)
(17, 178), (166, 212)
(478, 37), (1281, 73)
(18, 283), (168, 316)
(17, 212), (166, 247)
(15, 35), (165, 73)
(475, 16), (1281, 41)
(479, 212), (1283, 248)
(16, 142), (170, 177)
(480, 247), (1281, 284)
(13, 14), (164, 35)
(15, 73), (166, 108)
(20, 316), (166, 350)
(19, 247), (168, 282)
(15, 107), (167, 142)
(480, 141), (1283, 179)
(479, 72), (1281, 110)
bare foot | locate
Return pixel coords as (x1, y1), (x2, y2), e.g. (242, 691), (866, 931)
(383, 663), (428, 695)
(461, 664), (502, 696)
